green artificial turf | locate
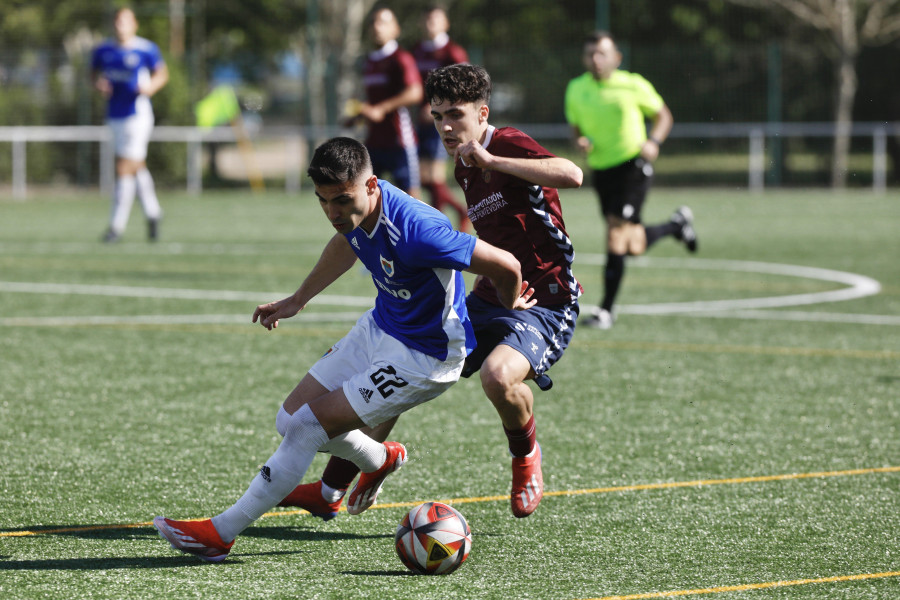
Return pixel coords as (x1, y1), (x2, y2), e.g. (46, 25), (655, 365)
(1, 187), (898, 599)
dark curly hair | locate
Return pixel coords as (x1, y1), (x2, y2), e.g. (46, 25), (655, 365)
(424, 64), (491, 106)
(307, 137), (372, 185)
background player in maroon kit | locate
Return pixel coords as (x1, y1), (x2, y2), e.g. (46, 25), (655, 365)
(277, 63), (583, 520)
(412, 6), (470, 231)
(351, 7), (423, 199)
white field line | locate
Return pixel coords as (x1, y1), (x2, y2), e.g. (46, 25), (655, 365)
(0, 312), (365, 327)
(578, 255), (882, 314)
(0, 241), (322, 256)
(681, 309), (900, 326)
(0, 280), (374, 306)
(0, 258), (893, 326)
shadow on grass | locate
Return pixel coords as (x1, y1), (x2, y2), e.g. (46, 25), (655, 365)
(0, 549), (317, 571)
(0, 555), (235, 571)
(341, 569), (415, 577)
(1, 524), (392, 571)
(243, 525), (392, 543)
(1, 523), (390, 543)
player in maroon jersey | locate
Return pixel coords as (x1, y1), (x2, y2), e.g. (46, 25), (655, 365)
(276, 63), (583, 520)
(425, 64), (583, 517)
(351, 7), (423, 199)
(412, 6), (470, 231)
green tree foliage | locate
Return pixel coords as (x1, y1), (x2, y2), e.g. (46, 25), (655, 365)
(2, 0), (898, 186)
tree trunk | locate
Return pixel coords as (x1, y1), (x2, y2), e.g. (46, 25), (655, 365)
(335, 0), (371, 111)
(831, 50), (857, 188)
(305, 0), (327, 131)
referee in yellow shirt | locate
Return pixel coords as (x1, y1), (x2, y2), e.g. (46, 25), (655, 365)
(566, 31), (697, 329)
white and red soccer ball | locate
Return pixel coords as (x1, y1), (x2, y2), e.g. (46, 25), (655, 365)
(395, 501), (472, 575)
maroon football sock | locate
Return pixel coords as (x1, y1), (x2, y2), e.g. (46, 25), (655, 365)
(504, 415), (537, 458)
(321, 456), (360, 491)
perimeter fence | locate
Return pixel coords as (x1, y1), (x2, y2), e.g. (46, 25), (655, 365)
(1, 121), (897, 198)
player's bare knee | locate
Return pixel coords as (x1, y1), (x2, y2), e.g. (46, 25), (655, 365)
(607, 226), (629, 254)
(479, 363), (517, 404)
(628, 238), (648, 256)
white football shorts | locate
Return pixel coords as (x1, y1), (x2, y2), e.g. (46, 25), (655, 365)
(308, 309), (465, 428)
(108, 105), (154, 161)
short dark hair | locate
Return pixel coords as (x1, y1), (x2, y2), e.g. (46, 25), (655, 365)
(307, 137), (372, 186)
(424, 64), (491, 106)
(369, 5), (396, 25)
(585, 31), (615, 46)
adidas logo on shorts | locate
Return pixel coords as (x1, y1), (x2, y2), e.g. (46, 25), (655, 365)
(358, 388), (374, 403)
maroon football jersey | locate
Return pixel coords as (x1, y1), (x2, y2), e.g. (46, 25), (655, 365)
(412, 37), (469, 83)
(455, 126), (582, 306)
(363, 44), (422, 149)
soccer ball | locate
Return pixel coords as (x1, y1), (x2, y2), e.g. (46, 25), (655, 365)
(395, 501), (472, 575)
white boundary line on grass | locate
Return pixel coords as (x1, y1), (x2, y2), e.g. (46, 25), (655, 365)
(0, 312), (366, 327)
(0, 280), (374, 306)
(0, 257), (894, 326)
(578, 255), (882, 313)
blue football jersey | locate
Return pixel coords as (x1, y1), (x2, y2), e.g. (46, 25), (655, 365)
(91, 37), (164, 119)
(345, 180), (477, 361)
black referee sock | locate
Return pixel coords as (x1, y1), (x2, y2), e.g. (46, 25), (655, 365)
(601, 253), (626, 312)
(645, 221), (680, 248)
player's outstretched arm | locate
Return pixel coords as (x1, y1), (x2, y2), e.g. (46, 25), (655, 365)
(455, 141), (583, 189)
(492, 155), (583, 190)
(466, 239), (535, 311)
(253, 296), (305, 331)
(253, 234), (358, 330)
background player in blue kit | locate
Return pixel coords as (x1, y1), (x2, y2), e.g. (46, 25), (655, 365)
(153, 137), (533, 562)
(91, 7), (168, 243)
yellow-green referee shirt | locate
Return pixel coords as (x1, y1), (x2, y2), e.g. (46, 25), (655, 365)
(564, 69), (664, 170)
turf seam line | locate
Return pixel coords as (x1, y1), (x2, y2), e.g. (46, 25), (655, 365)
(586, 570), (900, 600)
(3, 465), (896, 538)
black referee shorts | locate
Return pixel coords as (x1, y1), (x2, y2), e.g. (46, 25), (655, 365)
(590, 155), (654, 224)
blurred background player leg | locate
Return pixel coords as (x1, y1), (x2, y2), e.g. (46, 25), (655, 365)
(135, 166), (162, 241)
(104, 166), (136, 243)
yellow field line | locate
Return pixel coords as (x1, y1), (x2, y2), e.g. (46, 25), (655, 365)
(588, 570), (900, 600)
(3, 465), (897, 538)
(542, 465), (900, 498)
(0, 522), (149, 538)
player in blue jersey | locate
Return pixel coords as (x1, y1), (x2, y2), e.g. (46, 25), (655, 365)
(281, 64), (583, 521)
(91, 7), (168, 242)
(153, 137), (534, 562)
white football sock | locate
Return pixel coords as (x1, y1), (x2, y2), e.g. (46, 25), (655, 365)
(275, 405), (290, 437)
(320, 429), (387, 473)
(211, 404), (329, 542)
(109, 175), (136, 234)
(135, 168), (162, 220)
(320, 481), (345, 502)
